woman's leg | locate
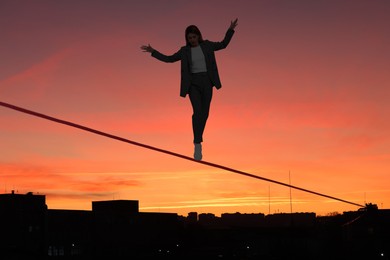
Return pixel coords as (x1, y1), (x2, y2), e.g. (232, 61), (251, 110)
(199, 75), (213, 141)
(189, 74), (213, 144)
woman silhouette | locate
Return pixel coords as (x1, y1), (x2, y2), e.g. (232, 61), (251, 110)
(141, 18), (238, 160)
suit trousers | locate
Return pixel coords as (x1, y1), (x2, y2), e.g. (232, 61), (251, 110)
(189, 72), (213, 143)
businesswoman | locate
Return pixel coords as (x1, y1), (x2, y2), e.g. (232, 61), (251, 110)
(141, 18), (238, 160)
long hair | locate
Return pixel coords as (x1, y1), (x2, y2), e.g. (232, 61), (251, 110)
(185, 25), (204, 46)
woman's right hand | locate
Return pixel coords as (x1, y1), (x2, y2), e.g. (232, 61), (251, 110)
(140, 44), (155, 53)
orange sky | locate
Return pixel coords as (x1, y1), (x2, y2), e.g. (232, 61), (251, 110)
(1, 0), (389, 216)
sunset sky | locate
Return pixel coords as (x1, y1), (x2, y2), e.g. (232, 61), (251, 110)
(1, 0), (389, 216)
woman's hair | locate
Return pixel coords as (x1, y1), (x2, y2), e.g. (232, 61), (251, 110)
(185, 25), (204, 46)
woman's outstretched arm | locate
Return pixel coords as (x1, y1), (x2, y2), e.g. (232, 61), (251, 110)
(140, 44), (155, 53)
(210, 18), (238, 51)
(230, 18), (238, 31)
(140, 44), (181, 63)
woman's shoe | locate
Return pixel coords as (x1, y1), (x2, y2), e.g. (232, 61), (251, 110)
(194, 143), (202, 161)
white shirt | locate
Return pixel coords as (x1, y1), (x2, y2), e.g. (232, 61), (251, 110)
(191, 45), (207, 73)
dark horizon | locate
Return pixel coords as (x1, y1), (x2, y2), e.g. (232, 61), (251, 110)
(1, 191), (389, 259)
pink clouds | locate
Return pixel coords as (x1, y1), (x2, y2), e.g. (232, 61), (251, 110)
(0, 161), (141, 206)
(1, 48), (72, 100)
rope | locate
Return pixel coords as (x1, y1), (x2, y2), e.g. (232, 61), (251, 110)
(0, 101), (364, 208)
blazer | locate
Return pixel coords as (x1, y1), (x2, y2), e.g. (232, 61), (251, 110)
(151, 28), (235, 97)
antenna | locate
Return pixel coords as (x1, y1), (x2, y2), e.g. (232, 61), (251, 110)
(268, 185), (271, 215)
(364, 192), (366, 205)
(289, 171), (293, 214)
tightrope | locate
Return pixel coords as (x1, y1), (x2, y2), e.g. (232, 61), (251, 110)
(0, 101), (364, 208)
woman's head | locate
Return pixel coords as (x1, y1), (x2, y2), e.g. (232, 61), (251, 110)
(185, 25), (204, 47)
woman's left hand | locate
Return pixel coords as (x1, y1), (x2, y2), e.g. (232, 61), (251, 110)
(229, 18), (238, 30)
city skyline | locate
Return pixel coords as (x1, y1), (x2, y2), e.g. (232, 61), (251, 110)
(1, 0), (390, 216)
(2, 191), (385, 259)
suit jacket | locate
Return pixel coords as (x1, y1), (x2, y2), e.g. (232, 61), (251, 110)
(151, 28), (235, 97)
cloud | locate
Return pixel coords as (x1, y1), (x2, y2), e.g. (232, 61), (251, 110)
(42, 191), (114, 200)
(140, 196), (310, 211)
(0, 48), (74, 109)
(1, 48), (72, 88)
(0, 162), (141, 195)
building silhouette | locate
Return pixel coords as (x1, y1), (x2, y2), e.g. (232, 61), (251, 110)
(0, 191), (47, 259)
(0, 191), (389, 259)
